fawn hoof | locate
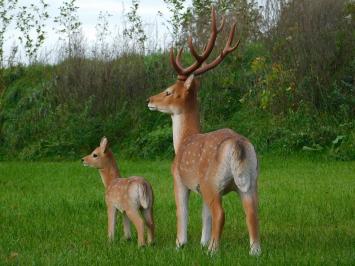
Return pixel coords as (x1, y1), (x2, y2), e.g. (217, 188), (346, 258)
(175, 238), (186, 250)
(137, 238), (146, 248)
(121, 236), (131, 242)
(249, 242), (261, 256)
(138, 242), (146, 248)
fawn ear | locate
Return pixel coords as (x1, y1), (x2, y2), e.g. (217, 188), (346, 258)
(184, 74), (195, 91)
(100, 137), (109, 153)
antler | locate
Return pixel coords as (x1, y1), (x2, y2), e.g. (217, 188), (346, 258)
(194, 23), (240, 76)
(170, 6), (239, 80)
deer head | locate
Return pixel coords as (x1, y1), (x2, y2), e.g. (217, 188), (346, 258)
(82, 137), (112, 169)
(147, 6), (240, 115)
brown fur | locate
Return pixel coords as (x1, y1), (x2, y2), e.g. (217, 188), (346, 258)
(82, 137), (155, 247)
(148, 77), (260, 254)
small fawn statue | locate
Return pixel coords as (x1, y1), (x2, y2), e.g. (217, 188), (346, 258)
(82, 137), (154, 247)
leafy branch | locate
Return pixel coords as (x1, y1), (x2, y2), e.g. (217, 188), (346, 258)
(123, 0), (147, 53)
(16, 0), (49, 63)
(0, 0), (19, 67)
(54, 0), (82, 57)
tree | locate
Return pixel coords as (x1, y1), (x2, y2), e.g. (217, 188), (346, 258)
(94, 11), (112, 59)
(162, 0), (192, 45)
(16, 0), (49, 63)
(123, 0), (147, 53)
(0, 0), (18, 68)
(163, 0), (261, 48)
(54, 0), (82, 57)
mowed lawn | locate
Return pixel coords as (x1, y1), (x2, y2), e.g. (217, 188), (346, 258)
(0, 155), (354, 265)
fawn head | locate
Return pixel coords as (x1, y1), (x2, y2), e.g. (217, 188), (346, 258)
(147, 6), (240, 115)
(82, 137), (111, 169)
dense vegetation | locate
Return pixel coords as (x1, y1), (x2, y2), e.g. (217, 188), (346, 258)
(0, 0), (354, 161)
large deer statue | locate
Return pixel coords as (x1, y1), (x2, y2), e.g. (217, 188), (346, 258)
(147, 7), (261, 255)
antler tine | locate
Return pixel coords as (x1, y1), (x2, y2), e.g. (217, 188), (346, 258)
(225, 22), (238, 51)
(188, 36), (203, 62)
(175, 47), (184, 69)
(188, 7), (225, 62)
(170, 47), (184, 75)
(217, 16), (225, 33)
(194, 23), (240, 76)
(202, 43), (208, 52)
(185, 7), (218, 69)
(169, 6), (230, 79)
(211, 6), (217, 32)
(229, 38), (241, 52)
(192, 6), (218, 62)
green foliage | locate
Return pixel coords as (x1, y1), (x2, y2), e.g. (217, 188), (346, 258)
(134, 125), (173, 159)
(0, 1), (354, 161)
(53, 0), (82, 57)
(264, 0), (355, 114)
(123, 0), (147, 52)
(0, 0), (18, 67)
(94, 11), (112, 59)
(0, 39), (354, 161)
(162, 0), (191, 44)
(15, 0), (49, 63)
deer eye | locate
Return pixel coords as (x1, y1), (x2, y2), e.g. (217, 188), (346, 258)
(93, 154), (98, 158)
(165, 91), (172, 96)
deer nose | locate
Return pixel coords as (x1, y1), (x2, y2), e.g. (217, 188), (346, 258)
(81, 158), (84, 162)
(146, 98), (150, 104)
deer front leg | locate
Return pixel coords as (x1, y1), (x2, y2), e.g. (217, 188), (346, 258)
(107, 204), (117, 242)
(174, 177), (190, 248)
(122, 212), (131, 240)
(200, 202), (211, 247)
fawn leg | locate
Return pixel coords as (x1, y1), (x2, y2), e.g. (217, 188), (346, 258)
(107, 205), (117, 242)
(122, 212), (131, 240)
(143, 207), (155, 244)
(126, 209), (145, 247)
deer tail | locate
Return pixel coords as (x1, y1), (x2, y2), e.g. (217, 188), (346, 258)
(138, 181), (153, 209)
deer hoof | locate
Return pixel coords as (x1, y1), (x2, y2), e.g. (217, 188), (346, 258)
(207, 239), (219, 253)
(249, 242), (261, 256)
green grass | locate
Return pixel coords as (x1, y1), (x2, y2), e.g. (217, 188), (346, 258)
(0, 155), (354, 265)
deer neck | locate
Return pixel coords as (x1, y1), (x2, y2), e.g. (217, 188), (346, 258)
(171, 107), (200, 154)
(98, 155), (121, 189)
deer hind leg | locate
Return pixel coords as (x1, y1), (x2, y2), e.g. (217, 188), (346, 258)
(107, 204), (117, 242)
(122, 212), (131, 240)
(142, 207), (155, 245)
(201, 187), (224, 253)
(241, 191), (261, 256)
(200, 202), (212, 247)
(174, 178), (190, 248)
(126, 209), (146, 247)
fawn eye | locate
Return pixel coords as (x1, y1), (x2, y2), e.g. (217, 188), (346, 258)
(165, 91), (172, 96)
(93, 154), (98, 158)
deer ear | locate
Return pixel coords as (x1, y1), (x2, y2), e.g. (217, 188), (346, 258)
(100, 137), (109, 153)
(184, 74), (195, 90)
